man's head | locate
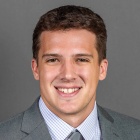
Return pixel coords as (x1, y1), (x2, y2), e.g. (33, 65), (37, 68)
(32, 5), (107, 64)
(31, 5), (108, 127)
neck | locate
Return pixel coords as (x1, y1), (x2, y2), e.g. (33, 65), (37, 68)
(41, 95), (96, 128)
(49, 102), (95, 128)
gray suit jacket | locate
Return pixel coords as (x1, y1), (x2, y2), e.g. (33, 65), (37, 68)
(0, 98), (140, 140)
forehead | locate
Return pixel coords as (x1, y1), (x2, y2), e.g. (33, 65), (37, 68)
(39, 29), (97, 53)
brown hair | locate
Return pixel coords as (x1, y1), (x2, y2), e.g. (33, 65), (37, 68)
(32, 5), (107, 64)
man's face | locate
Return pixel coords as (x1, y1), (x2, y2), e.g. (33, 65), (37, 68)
(32, 29), (108, 119)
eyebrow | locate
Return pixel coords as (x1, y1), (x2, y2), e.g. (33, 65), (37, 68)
(73, 54), (93, 58)
(42, 54), (62, 59)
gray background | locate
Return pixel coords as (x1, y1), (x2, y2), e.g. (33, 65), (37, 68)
(0, 0), (140, 121)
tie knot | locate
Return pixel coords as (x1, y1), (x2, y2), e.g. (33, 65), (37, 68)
(66, 129), (84, 140)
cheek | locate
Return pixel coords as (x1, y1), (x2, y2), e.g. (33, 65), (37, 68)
(77, 66), (93, 78)
(78, 66), (100, 84)
(39, 66), (59, 83)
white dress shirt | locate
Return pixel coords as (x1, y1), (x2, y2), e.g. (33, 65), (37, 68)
(39, 97), (101, 140)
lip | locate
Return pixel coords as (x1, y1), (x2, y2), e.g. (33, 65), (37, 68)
(54, 86), (82, 98)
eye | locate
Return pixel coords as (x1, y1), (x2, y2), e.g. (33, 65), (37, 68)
(46, 58), (59, 63)
(76, 58), (89, 62)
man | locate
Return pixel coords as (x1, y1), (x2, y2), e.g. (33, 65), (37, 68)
(0, 5), (140, 140)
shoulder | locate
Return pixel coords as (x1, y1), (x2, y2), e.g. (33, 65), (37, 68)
(98, 105), (140, 139)
(0, 112), (27, 139)
(0, 97), (43, 140)
(101, 106), (140, 124)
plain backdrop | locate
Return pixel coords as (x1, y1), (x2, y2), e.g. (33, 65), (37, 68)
(0, 0), (140, 121)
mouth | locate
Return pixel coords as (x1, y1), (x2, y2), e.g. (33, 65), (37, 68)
(56, 87), (80, 94)
(55, 87), (82, 97)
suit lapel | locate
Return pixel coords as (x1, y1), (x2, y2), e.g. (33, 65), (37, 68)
(97, 105), (122, 140)
(21, 98), (52, 140)
(22, 122), (52, 140)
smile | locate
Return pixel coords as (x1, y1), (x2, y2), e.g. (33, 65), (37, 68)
(56, 88), (80, 94)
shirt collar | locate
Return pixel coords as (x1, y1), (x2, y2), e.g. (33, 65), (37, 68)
(39, 97), (100, 140)
(77, 102), (101, 140)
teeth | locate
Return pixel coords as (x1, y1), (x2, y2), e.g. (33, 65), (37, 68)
(57, 88), (79, 94)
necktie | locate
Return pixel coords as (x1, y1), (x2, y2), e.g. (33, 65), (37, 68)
(65, 130), (85, 140)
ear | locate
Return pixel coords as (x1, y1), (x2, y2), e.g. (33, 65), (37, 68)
(99, 59), (108, 81)
(31, 59), (39, 80)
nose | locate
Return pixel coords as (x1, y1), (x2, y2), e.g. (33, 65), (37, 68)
(59, 60), (77, 81)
